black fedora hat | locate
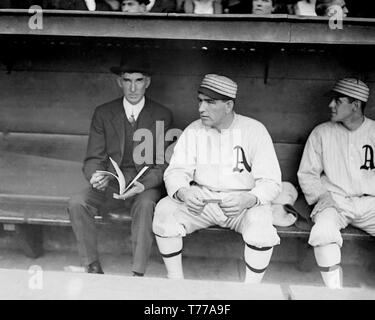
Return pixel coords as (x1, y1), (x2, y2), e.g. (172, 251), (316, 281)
(110, 59), (153, 76)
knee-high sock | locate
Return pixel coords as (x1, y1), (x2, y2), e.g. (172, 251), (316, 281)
(155, 235), (184, 279)
(244, 243), (273, 284)
(314, 243), (342, 289)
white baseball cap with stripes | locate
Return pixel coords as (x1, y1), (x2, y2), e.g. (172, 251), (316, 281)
(332, 78), (370, 102)
(198, 74), (238, 100)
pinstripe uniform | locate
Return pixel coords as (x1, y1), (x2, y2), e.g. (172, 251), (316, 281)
(153, 113), (282, 248)
(298, 117), (375, 246)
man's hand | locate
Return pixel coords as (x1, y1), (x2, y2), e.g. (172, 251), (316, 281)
(113, 181), (145, 201)
(177, 187), (204, 215)
(90, 172), (111, 191)
(313, 192), (340, 214)
(220, 193), (258, 218)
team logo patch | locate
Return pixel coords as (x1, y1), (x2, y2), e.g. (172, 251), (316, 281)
(360, 145), (375, 170)
(233, 146), (252, 173)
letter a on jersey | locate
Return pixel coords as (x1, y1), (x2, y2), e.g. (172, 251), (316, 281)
(233, 146), (252, 173)
(360, 145), (375, 170)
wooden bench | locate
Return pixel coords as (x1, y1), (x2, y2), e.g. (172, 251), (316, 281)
(0, 131), (372, 260)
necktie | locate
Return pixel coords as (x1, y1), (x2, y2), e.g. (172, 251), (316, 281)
(129, 113), (136, 127)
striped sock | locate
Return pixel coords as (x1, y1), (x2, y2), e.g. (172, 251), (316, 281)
(314, 244), (342, 289)
(244, 243), (273, 284)
(155, 235), (184, 279)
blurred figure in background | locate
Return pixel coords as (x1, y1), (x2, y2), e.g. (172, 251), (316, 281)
(121, 0), (148, 12)
(223, 0), (279, 14)
(294, 0), (317, 16)
(315, 0), (348, 17)
(252, 0), (275, 14)
(179, 0), (222, 14)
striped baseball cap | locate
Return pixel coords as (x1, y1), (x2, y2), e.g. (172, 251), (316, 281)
(332, 78), (370, 102)
(198, 74), (237, 100)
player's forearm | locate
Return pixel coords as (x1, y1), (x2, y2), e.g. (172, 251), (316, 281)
(297, 172), (327, 205)
(165, 174), (192, 199)
(249, 179), (282, 205)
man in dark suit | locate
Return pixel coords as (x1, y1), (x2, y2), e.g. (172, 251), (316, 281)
(68, 60), (173, 276)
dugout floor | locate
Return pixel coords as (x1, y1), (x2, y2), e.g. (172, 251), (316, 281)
(0, 247), (375, 295)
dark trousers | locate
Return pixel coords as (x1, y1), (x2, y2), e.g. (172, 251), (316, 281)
(68, 185), (162, 274)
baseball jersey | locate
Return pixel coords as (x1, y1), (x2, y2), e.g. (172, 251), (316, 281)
(298, 117), (375, 205)
(164, 113), (282, 205)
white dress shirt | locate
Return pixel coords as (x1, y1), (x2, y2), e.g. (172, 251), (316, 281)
(123, 97), (145, 123)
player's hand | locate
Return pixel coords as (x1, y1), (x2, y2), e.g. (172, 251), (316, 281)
(177, 187), (204, 215)
(220, 193), (257, 218)
(113, 181), (145, 200)
(313, 192), (340, 214)
(90, 172), (111, 191)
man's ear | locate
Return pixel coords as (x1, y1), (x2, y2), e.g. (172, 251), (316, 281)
(353, 100), (361, 111)
(145, 76), (151, 89)
(116, 76), (123, 89)
(226, 100), (234, 113)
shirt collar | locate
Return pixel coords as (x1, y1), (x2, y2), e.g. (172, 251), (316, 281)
(202, 112), (237, 133)
(122, 96), (145, 121)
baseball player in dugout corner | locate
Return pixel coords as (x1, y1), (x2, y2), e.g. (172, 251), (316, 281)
(152, 73), (282, 284)
(298, 78), (375, 289)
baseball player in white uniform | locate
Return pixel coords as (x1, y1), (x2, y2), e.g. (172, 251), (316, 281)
(152, 74), (282, 283)
(298, 78), (375, 289)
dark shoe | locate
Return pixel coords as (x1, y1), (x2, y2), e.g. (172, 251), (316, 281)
(87, 261), (104, 274)
(132, 271), (144, 277)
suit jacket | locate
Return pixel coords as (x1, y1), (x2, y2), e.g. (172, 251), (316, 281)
(83, 97), (173, 191)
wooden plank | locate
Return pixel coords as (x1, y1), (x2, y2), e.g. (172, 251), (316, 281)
(0, 151), (87, 196)
(0, 71), (344, 141)
(0, 133), (303, 195)
(290, 18), (375, 45)
(0, 132), (87, 161)
(0, 133), (372, 241)
(0, 71), (117, 135)
(0, 194), (130, 226)
(274, 143), (303, 184)
(0, 10), (291, 43)
(1, 47), (373, 137)
(1, 10), (375, 45)
(0, 193), (372, 240)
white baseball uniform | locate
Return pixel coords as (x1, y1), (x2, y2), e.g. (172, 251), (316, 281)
(298, 117), (375, 246)
(153, 113), (282, 248)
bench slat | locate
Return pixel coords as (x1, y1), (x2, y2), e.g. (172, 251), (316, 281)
(0, 194), (372, 240)
(0, 134), (372, 241)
